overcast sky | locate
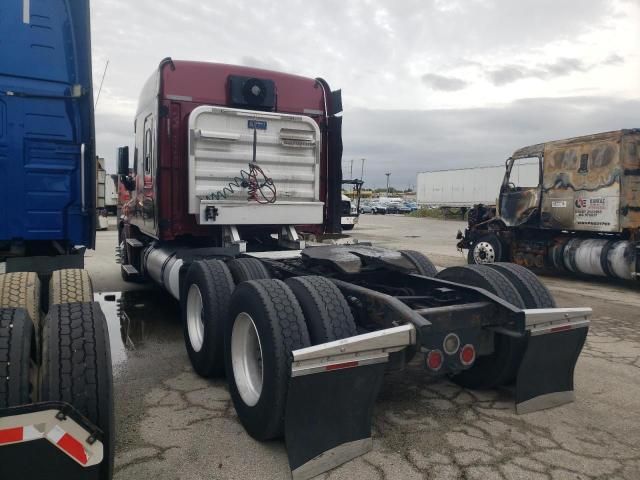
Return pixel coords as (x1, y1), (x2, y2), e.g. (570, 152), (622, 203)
(92, 0), (639, 188)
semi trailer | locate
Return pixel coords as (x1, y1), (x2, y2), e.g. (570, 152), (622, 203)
(417, 161), (539, 208)
(0, 2), (113, 479)
(117, 59), (592, 479)
(458, 130), (640, 281)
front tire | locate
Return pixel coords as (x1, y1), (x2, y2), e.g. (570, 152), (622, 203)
(225, 279), (310, 440)
(182, 259), (234, 378)
(467, 233), (503, 265)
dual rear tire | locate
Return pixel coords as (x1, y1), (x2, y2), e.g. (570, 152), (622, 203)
(181, 258), (357, 441)
(182, 260), (235, 378)
(436, 263), (554, 389)
(225, 276), (356, 440)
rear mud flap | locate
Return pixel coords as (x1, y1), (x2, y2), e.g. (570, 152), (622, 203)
(285, 363), (386, 480)
(515, 327), (588, 414)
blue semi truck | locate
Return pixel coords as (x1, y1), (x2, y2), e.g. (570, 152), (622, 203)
(0, 1), (113, 479)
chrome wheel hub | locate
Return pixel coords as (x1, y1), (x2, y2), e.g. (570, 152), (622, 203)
(473, 241), (496, 264)
(186, 284), (205, 352)
(231, 312), (264, 407)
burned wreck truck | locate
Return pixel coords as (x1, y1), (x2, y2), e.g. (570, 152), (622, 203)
(458, 129), (640, 281)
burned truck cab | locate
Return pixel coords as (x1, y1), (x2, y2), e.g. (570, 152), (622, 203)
(498, 146), (544, 228)
(460, 129), (640, 281)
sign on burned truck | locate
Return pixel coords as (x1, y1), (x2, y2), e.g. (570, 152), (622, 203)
(540, 131), (628, 233)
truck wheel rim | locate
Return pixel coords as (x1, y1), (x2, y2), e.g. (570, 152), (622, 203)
(187, 284), (205, 353)
(474, 242), (495, 263)
(231, 312), (264, 407)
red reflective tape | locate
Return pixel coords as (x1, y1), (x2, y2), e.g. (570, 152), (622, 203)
(57, 433), (88, 465)
(0, 427), (23, 444)
(325, 361), (359, 371)
(551, 325), (573, 333)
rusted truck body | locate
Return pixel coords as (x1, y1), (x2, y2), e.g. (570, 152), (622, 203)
(458, 129), (640, 280)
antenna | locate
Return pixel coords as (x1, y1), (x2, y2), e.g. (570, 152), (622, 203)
(94, 59), (110, 110)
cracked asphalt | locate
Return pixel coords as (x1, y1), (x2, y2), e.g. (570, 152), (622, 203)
(86, 215), (640, 480)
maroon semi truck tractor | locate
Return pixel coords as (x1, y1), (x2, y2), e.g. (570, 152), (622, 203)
(116, 59), (591, 479)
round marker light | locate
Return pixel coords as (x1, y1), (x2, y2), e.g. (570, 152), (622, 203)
(460, 344), (476, 366)
(443, 333), (460, 355)
(426, 349), (444, 371)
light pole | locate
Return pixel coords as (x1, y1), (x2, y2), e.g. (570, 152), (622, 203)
(385, 172), (391, 195)
(360, 158), (365, 182)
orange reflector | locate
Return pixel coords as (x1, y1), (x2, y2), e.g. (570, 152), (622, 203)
(460, 344), (476, 366)
(426, 350), (443, 371)
(551, 325), (572, 333)
(0, 427), (22, 444)
(325, 361), (359, 372)
(57, 433), (88, 465)
(47, 425), (89, 465)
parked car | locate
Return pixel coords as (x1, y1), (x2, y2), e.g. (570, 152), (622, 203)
(360, 202), (374, 214)
(385, 201), (410, 214)
(371, 202), (388, 214)
(396, 204), (412, 214)
(404, 202), (418, 212)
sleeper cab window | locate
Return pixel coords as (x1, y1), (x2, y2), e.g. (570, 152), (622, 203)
(144, 129), (152, 174)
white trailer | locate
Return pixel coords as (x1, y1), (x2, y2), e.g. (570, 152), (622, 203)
(417, 161), (539, 207)
(105, 174), (118, 213)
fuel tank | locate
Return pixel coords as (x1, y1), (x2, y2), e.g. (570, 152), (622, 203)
(551, 238), (636, 280)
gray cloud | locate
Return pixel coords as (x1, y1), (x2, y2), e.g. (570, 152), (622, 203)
(603, 53), (624, 65)
(342, 96), (640, 188)
(546, 57), (586, 76)
(487, 66), (529, 86)
(486, 56), (617, 86)
(421, 73), (469, 91)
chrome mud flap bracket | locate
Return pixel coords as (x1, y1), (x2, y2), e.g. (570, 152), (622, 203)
(515, 308), (591, 414)
(285, 324), (416, 480)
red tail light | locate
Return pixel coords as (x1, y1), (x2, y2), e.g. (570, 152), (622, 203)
(426, 349), (444, 371)
(460, 344), (476, 366)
